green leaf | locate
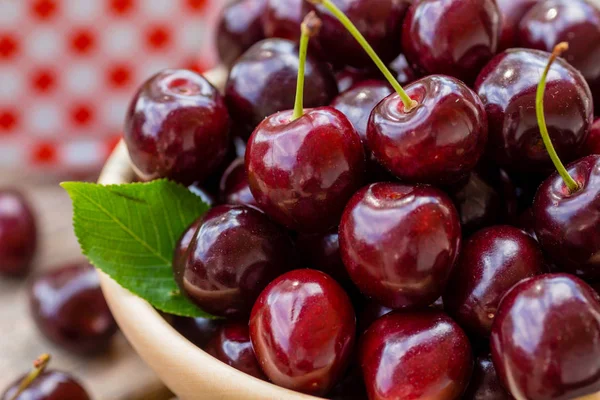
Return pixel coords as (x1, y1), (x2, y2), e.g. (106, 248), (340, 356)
(62, 179), (212, 318)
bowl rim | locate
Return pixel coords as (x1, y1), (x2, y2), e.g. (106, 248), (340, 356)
(95, 66), (322, 400)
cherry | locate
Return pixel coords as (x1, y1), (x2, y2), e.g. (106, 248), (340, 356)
(475, 48), (593, 173)
(311, 0), (410, 68)
(585, 118), (600, 156)
(339, 183), (461, 309)
(401, 0), (501, 84)
(361, 311), (473, 400)
(335, 67), (377, 93)
(0, 189), (37, 277)
(29, 263), (117, 355)
(368, 75), (488, 185)
(516, 208), (537, 241)
(216, 0), (266, 67)
(205, 322), (267, 381)
(246, 16), (365, 233)
(518, 0), (600, 115)
(218, 157), (259, 209)
(249, 269), (355, 396)
(496, 0), (539, 51)
(295, 230), (350, 285)
(443, 225), (545, 337)
(357, 301), (392, 335)
(225, 38), (337, 139)
(463, 354), (513, 400)
(2, 355), (90, 400)
(187, 183), (216, 207)
(388, 54), (418, 87)
(170, 316), (221, 349)
(491, 273), (600, 400)
(124, 69), (231, 185)
(262, 0), (315, 42)
(173, 205), (295, 318)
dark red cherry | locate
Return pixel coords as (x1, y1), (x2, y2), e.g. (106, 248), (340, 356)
(402, 0), (501, 84)
(368, 75), (488, 185)
(173, 205), (295, 318)
(475, 49), (593, 173)
(246, 107), (365, 233)
(516, 208), (537, 241)
(262, 0), (315, 42)
(357, 301), (393, 335)
(250, 269), (355, 396)
(218, 157), (259, 209)
(496, 0), (539, 51)
(216, 0), (266, 67)
(2, 371), (91, 400)
(491, 273), (600, 400)
(585, 118), (600, 156)
(314, 0), (411, 68)
(295, 230), (350, 285)
(0, 189), (37, 277)
(518, 0), (600, 115)
(188, 183), (216, 207)
(335, 67), (377, 93)
(225, 39), (337, 138)
(205, 322), (267, 380)
(170, 316), (221, 349)
(29, 263), (117, 355)
(124, 69), (231, 185)
(534, 155), (600, 281)
(443, 226), (545, 337)
(463, 354), (513, 400)
(339, 183), (461, 309)
(361, 311), (473, 400)
(388, 54), (418, 87)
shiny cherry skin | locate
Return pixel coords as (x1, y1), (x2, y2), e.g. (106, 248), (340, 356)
(124, 69), (231, 185)
(368, 75), (488, 185)
(188, 183), (216, 207)
(518, 0), (600, 115)
(516, 208), (537, 241)
(246, 107), (365, 233)
(463, 354), (513, 400)
(443, 225), (545, 337)
(448, 168), (517, 236)
(295, 230), (350, 285)
(225, 39), (338, 138)
(335, 67), (377, 93)
(402, 0), (500, 84)
(475, 49), (593, 173)
(585, 118), (600, 156)
(216, 0), (266, 67)
(0, 190), (37, 277)
(250, 269), (356, 396)
(361, 311), (473, 400)
(218, 157), (259, 209)
(205, 322), (267, 380)
(262, 0), (315, 42)
(315, 0), (411, 68)
(339, 183), (461, 309)
(170, 316), (221, 349)
(29, 263), (117, 355)
(496, 0), (539, 51)
(491, 273), (600, 400)
(533, 155), (600, 281)
(388, 54), (418, 86)
(2, 371), (91, 400)
(173, 205), (295, 318)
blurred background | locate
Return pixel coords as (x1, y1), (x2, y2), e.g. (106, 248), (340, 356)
(0, 1), (223, 398)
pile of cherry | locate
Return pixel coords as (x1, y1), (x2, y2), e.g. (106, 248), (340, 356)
(122, 0), (600, 398)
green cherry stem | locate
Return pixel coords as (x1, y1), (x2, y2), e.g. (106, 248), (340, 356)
(292, 12), (322, 121)
(536, 42), (579, 193)
(9, 354), (51, 400)
(307, 0), (417, 112)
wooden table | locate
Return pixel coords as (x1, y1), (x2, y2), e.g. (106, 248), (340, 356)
(0, 172), (173, 400)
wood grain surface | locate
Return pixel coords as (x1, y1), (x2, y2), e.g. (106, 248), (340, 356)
(0, 173), (173, 400)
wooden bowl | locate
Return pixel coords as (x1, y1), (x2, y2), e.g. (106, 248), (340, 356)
(96, 67), (600, 400)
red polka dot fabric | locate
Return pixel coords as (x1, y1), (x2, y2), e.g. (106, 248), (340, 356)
(0, 0), (221, 175)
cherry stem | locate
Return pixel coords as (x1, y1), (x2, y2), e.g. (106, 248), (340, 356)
(292, 12), (322, 121)
(536, 42), (579, 193)
(307, 0), (417, 112)
(9, 354), (51, 400)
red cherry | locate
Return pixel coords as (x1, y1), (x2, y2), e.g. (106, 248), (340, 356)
(250, 269), (356, 396)
(0, 189), (37, 277)
(218, 157), (259, 209)
(339, 183), (461, 309)
(463, 354), (513, 400)
(584, 118), (600, 155)
(361, 311), (473, 400)
(496, 0), (539, 51)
